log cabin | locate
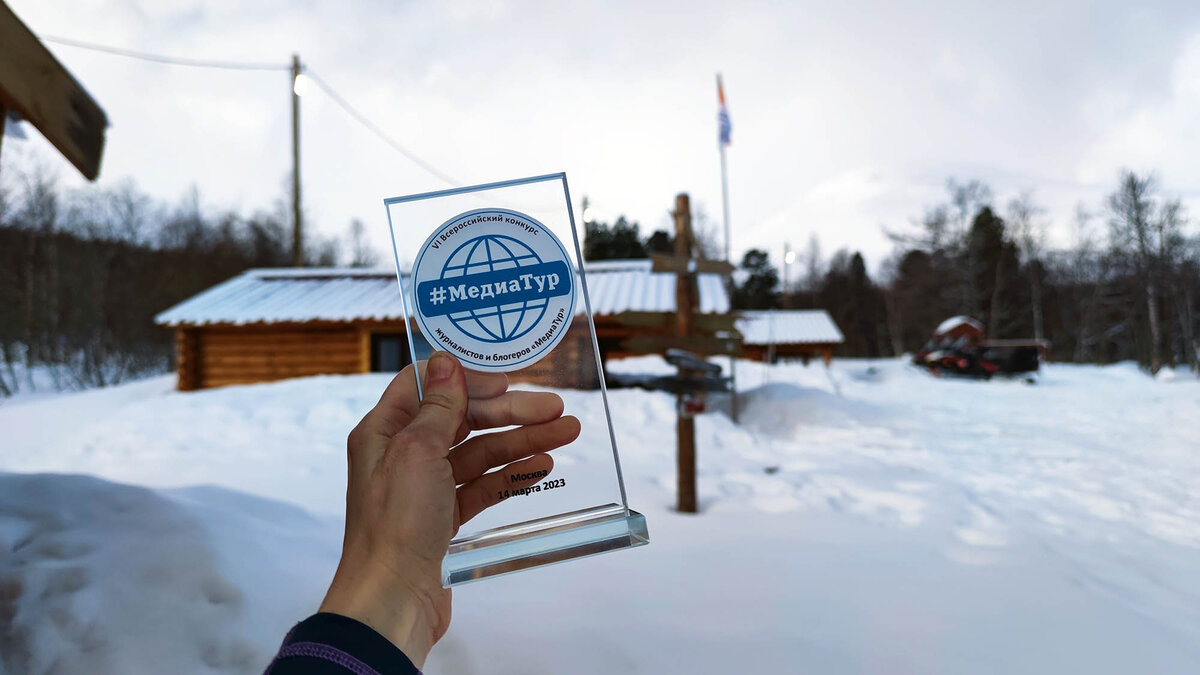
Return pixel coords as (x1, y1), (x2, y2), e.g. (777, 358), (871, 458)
(155, 261), (843, 390)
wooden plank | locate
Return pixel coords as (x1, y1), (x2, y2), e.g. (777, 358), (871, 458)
(201, 337), (359, 349)
(649, 255), (734, 276)
(0, 4), (107, 179)
(200, 351), (359, 364)
(357, 327), (371, 373)
(200, 340), (359, 353)
(201, 353), (360, 366)
(644, 375), (731, 394)
(650, 253), (689, 274)
(0, 103), (7, 164)
(203, 363), (357, 383)
(176, 328), (200, 391)
(202, 330), (357, 343)
(693, 259), (735, 276)
(201, 355), (361, 368)
(614, 310), (740, 332)
(201, 337), (359, 348)
(621, 334), (743, 357)
(204, 368), (358, 382)
(202, 376), (285, 389)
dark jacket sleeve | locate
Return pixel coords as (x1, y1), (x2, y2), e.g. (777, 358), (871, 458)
(264, 613), (421, 675)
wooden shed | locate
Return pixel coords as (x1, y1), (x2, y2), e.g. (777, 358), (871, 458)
(736, 310), (845, 364)
(155, 261), (735, 391)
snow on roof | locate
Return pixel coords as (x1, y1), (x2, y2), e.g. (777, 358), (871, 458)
(736, 310), (844, 346)
(155, 261), (731, 327)
(583, 259), (729, 316)
(935, 315), (984, 335)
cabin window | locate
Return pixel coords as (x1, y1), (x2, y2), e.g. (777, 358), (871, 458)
(370, 333), (412, 372)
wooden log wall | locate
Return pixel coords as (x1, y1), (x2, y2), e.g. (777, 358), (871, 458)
(176, 319), (611, 391)
(195, 325), (360, 389)
(509, 324), (601, 390)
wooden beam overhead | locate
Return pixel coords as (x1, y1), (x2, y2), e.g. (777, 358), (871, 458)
(0, 2), (107, 180)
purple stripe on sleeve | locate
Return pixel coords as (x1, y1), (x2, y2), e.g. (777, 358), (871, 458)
(270, 641), (381, 675)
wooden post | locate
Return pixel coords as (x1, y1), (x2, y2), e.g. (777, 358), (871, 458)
(674, 193), (698, 514)
(176, 328), (200, 391)
(291, 54), (303, 267)
(357, 325), (372, 373)
(0, 103), (6, 178)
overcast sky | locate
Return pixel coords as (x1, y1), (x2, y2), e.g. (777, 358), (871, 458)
(8, 0), (1200, 274)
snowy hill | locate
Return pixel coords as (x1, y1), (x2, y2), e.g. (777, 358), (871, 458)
(2, 359), (1199, 673)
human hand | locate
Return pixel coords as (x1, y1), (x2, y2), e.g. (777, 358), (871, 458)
(319, 352), (580, 667)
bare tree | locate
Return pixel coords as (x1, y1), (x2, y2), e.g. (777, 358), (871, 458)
(106, 180), (155, 244)
(1106, 171), (1171, 372)
(802, 232), (823, 305)
(689, 203), (722, 260)
(347, 219), (379, 267)
(948, 179), (993, 315)
(1006, 191), (1048, 342)
(948, 179), (993, 240)
(1069, 204), (1102, 362)
(1156, 199), (1188, 369)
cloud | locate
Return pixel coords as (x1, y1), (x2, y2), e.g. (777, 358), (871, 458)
(8, 0), (1200, 272)
(1077, 32), (1200, 196)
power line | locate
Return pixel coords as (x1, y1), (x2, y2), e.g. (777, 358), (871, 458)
(40, 35), (290, 71)
(39, 34), (462, 187)
(304, 69), (460, 187)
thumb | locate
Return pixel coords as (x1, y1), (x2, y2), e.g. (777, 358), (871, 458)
(397, 351), (468, 460)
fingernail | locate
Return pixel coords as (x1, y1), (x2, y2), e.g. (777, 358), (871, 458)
(428, 352), (455, 381)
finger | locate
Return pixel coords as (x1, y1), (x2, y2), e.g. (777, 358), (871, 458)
(456, 454), (554, 527)
(466, 370), (509, 399)
(466, 391), (565, 430)
(450, 389), (567, 445)
(358, 362), (422, 440)
(415, 361), (509, 399)
(449, 416), (580, 485)
(390, 352), (468, 461)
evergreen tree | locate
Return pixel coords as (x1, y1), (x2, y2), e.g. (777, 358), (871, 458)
(732, 249), (780, 309)
(967, 206), (1023, 338)
(584, 216), (647, 260)
(644, 229), (674, 255)
(819, 251), (886, 356)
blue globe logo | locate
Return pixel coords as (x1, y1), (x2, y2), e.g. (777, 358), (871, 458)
(440, 234), (548, 343)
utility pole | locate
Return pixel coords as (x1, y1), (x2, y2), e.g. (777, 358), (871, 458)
(674, 193), (698, 514)
(782, 242), (790, 309)
(783, 242), (796, 310)
(581, 194), (590, 256)
(291, 54), (303, 267)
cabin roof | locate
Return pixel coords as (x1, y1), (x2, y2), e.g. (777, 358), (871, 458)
(155, 260), (732, 327)
(934, 315), (984, 336)
(736, 310), (844, 346)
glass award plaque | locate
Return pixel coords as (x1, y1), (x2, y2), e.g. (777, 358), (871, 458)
(383, 173), (649, 586)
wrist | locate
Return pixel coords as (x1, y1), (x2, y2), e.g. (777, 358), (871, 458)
(319, 562), (439, 668)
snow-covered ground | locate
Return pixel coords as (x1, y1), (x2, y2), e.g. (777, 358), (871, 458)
(2, 359), (1199, 673)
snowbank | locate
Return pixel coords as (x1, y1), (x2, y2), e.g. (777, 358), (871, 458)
(2, 358), (1199, 673)
(0, 473), (340, 673)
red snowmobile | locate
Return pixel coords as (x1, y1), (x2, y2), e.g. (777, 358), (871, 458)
(912, 316), (1044, 379)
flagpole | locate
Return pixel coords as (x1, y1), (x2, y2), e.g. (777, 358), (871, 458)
(716, 73), (738, 423)
(720, 142), (731, 264)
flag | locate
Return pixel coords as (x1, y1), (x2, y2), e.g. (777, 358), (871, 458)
(717, 75), (732, 146)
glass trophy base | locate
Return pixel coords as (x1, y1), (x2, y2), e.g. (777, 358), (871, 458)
(442, 504), (649, 587)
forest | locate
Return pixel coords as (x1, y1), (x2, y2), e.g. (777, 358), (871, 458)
(0, 159), (369, 396)
(586, 174), (1199, 374)
(2, 161), (1195, 397)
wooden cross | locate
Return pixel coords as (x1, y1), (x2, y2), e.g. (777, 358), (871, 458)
(0, 2), (107, 180)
